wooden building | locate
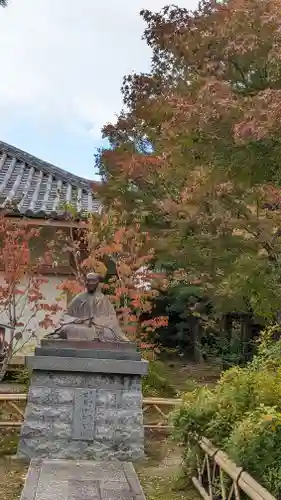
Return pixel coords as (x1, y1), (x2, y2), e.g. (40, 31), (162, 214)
(0, 141), (100, 353)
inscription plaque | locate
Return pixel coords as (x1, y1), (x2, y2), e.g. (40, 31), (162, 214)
(72, 388), (96, 441)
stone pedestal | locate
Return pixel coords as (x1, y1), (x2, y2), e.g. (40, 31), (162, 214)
(17, 340), (148, 461)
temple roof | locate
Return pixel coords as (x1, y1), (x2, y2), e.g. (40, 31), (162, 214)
(0, 141), (100, 219)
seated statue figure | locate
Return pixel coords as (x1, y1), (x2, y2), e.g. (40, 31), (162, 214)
(51, 272), (128, 342)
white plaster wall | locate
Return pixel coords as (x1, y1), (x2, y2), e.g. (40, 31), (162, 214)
(0, 272), (67, 355)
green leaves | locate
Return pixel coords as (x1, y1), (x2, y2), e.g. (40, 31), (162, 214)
(216, 255), (281, 318)
(174, 350), (281, 496)
(95, 0), (281, 326)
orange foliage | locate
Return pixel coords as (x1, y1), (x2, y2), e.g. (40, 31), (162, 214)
(97, 0), (281, 210)
(0, 216), (62, 372)
(95, 0), (281, 314)
(57, 209), (167, 348)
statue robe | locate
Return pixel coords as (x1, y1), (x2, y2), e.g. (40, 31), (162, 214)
(57, 285), (128, 342)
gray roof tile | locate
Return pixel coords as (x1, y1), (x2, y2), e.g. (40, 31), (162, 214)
(0, 141), (100, 218)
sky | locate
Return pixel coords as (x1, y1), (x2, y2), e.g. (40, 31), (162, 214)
(0, 0), (198, 180)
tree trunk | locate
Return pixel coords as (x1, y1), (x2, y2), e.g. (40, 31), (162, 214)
(0, 344), (13, 383)
(240, 314), (252, 363)
(192, 318), (204, 363)
(224, 313), (233, 343)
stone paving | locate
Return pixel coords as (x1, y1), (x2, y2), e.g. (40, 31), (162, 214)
(20, 459), (146, 500)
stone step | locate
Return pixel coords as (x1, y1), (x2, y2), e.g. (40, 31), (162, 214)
(25, 356), (148, 375)
(20, 459), (146, 500)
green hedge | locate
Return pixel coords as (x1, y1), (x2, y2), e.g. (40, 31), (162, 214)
(173, 325), (281, 497)
(142, 360), (178, 398)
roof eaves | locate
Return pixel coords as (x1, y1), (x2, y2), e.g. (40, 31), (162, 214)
(0, 140), (92, 189)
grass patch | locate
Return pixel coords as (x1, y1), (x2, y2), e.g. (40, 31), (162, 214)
(137, 473), (199, 500)
(159, 360), (220, 392)
(142, 430), (170, 466)
(0, 429), (19, 456)
(142, 359), (220, 398)
(0, 429), (25, 500)
(0, 460), (27, 500)
(135, 433), (200, 500)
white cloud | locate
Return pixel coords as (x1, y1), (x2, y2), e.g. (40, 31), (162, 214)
(0, 0), (198, 139)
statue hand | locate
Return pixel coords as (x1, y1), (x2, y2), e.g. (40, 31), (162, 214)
(88, 316), (94, 327)
(74, 318), (85, 324)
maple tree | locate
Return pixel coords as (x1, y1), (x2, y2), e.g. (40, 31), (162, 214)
(96, 0), (281, 327)
(0, 216), (61, 381)
(55, 207), (167, 350)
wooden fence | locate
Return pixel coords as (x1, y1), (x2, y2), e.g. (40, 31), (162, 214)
(194, 437), (275, 500)
(0, 394), (276, 500)
(0, 394), (182, 429)
(0, 393), (26, 427)
(142, 396), (181, 429)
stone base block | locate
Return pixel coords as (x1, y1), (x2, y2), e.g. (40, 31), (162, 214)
(18, 341), (148, 461)
(18, 370), (145, 461)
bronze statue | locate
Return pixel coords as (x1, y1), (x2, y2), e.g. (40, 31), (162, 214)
(50, 273), (128, 342)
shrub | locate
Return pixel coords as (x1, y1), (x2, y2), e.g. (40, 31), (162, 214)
(173, 326), (281, 496)
(142, 360), (178, 397)
(225, 406), (281, 496)
(12, 368), (30, 387)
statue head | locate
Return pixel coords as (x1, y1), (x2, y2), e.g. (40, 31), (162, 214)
(85, 272), (103, 294)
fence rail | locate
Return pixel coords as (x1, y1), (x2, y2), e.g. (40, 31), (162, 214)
(142, 396), (181, 429)
(0, 394), (276, 500)
(0, 393), (26, 427)
(0, 393), (182, 430)
(194, 437), (275, 500)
